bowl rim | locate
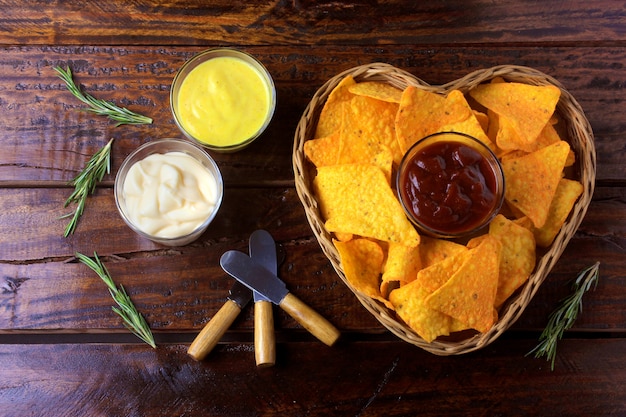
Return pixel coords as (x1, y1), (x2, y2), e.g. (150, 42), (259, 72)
(396, 131), (506, 239)
(114, 138), (224, 246)
(169, 47), (276, 153)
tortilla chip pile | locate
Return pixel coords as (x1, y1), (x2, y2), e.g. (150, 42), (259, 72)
(304, 75), (583, 342)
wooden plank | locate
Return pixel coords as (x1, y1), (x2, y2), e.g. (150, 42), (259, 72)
(0, 185), (623, 332)
(1, 185), (622, 262)
(0, 2), (622, 415)
(0, 339), (624, 416)
(0, 45), (623, 183)
(0, 187), (314, 260)
(0, 1), (624, 46)
(0, 235), (367, 332)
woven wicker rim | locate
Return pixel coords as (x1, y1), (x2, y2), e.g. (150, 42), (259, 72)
(293, 63), (596, 355)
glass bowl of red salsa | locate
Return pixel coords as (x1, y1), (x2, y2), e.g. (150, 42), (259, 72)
(396, 131), (505, 239)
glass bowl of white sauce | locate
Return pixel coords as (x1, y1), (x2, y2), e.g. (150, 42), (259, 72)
(114, 138), (224, 246)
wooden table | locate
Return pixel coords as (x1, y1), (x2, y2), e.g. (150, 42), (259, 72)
(1, 2), (624, 416)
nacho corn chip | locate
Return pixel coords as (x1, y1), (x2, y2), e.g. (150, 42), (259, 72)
(473, 110), (490, 134)
(488, 214), (536, 307)
(534, 178), (584, 247)
(501, 140), (570, 228)
(469, 82), (561, 152)
(425, 236), (501, 333)
(341, 95), (403, 165)
(495, 115), (527, 152)
(395, 86), (471, 153)
(440, 90), (497, 150)
(416, 247), (469, 293)
(333, 232), (354, 242)
(314, 164), (420, 246)
(381, 242), (421, 298)
(532, 120), (562, 151)
(304, 131), (340, 167)
(315, 75), (356, 138)
(389, 279), (453, 342)
(349, 81), (403, 103)
(418, 235), (468, 269)
(334, 238), (392, 308)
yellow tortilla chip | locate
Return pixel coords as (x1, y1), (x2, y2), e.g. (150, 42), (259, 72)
(339, 96), (402, 167)
(381, 242), (421, 298)
(513, 216), (534, 231)
(495, 115), (527, 152)
(418, 235), (468, 268)
(488, 215), (536, 307)
(534, 178), (584, 247)
(425, 236), (501, 332)
(469, 82), (561, 152)
(466, 234), (488, 249)
(395, 86), (471, 153)
(315, 75), (356, 138)
(416, 245), (469, 294)
(314, 164), (420, 246)
(486, 109), (500, 148)
(348, 81), (403, 103)
(334, 238), (392, 308)
(532, 120), (561, 151)
(440, 90), (497, 150)
(473, 110), (489, 134)
(389, 279), (453, 342)
(303, 131), (340, 167)
(501, 140), (570, 228)
(333, 232), (353, 242)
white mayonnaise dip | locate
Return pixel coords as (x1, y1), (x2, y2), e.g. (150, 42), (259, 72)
(122, 151), (219, 238)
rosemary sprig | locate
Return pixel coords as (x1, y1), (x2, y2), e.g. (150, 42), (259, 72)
(54, 65), (152, 126)
(527, 262), (600, 370)
(62, 138), (114, 237)
(76, 251), (156, 348)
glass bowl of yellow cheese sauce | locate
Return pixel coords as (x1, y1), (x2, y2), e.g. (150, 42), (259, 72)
(114, 139), (224, 246)
(170, 48), (276, 152)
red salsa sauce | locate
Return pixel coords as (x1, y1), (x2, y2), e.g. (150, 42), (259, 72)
(399, 141), (500, 235)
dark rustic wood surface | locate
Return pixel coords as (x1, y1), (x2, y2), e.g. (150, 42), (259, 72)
(0, 1), (625, 416)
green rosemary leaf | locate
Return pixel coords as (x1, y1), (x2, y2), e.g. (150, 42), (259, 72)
(76, 252), (156, 348)
(55, 66), (152, 126)
(63, 138), (114, 237)
(527, 262), (600, 370)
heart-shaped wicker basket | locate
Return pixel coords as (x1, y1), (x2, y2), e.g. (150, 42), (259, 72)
(293, 63), (596, 355)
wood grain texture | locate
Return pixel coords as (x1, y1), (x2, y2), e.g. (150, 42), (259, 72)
(0, 340), (624, 417)
(0, 1), (625, 46)
(0, 1), (624, 415)
(0, 45), (624, 183)
(0, 186), (623, 333)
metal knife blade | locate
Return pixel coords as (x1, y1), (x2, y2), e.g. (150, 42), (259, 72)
(187, 280), (252, 361)
(220, 250), (340, 346)
(227, 280), (254, 308)
(221, 250), (288, 304)
(249, 229), (278, 367)
(249, 230), (277, 302)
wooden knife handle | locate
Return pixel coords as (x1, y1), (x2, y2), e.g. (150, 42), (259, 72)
(279, 293), (340, 346)
(254, 300), (276, 367)
(187, 299), (241, 361)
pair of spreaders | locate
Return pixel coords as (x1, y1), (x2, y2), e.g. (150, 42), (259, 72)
(187, 230), (340, 366)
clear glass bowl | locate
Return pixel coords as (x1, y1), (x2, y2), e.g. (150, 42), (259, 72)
(170, 48), (276, 153)
(114, 138), (224, 246)
(396, 131), (505, 239)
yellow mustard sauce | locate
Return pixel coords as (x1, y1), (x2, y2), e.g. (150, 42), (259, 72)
(177, 56), (271, 147)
